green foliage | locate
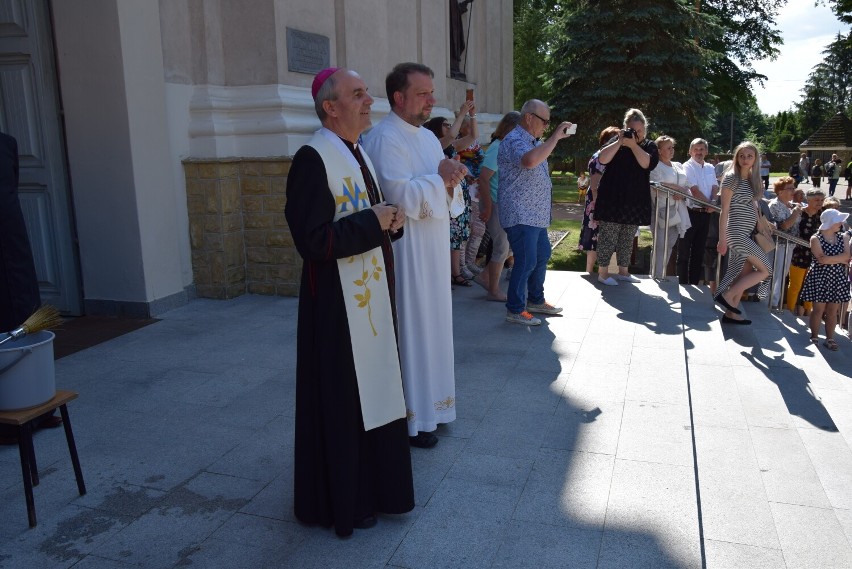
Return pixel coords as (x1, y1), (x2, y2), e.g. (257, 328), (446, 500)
(699, 0), (784, 112)
(545, 0), (714, 159)
(767, 111), (802, 152)
(829, 0), (852, 24)
(795, 32), (852, 138)
(514, 0), (558, 109)
(705, 96), (772, 153)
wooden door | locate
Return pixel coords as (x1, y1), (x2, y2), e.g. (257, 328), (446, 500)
(0, 0), (81, 314)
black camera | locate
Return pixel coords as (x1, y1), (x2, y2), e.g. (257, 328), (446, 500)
(621, 128), (636, 139)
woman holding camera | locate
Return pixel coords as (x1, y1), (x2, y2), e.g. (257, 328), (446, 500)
(594, 109), (659, 285)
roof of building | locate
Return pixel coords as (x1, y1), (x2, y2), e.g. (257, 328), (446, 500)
(800, 111), (852, 149)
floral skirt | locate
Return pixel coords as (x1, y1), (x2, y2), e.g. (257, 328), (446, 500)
(578, 192), (597, 251)
(450, 185), (472, 250)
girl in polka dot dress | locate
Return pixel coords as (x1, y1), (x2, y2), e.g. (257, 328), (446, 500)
(800, 208), (851, 351)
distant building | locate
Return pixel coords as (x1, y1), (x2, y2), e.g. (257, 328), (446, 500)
(1, 1), (513, 316)
(799, 111), (852, 170)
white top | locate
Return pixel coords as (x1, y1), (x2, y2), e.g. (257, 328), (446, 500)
(362, 111), (457, 436)
(650, 160), (692, 237)
(684, 158), (718, 209)
(650, 160), (688, 188)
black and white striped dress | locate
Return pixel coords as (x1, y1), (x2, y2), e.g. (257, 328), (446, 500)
(717, 174), (772, 294)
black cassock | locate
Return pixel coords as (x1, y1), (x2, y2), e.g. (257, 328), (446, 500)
(285, 143), (414, 537)
(0, 132), (40, 330)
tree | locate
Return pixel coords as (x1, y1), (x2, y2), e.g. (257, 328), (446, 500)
(797, 75), (835, 137)
(794, 32), (852, 137)
(699, 0), (784, 113)
(829, 0), (852, 24)
(513, 0), (558, 109)
(767, 111), (802, 152)
(546, 0), (714, 159)
(704, 96), (772, 153)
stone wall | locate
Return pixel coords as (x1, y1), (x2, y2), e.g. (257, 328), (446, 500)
(183, 158), (299, 299)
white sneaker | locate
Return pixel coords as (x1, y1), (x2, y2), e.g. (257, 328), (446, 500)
(505, 310), (541, 326)
(616, 274), (640, 283)
(527, 301), (563, 315)
(597, 276), (619, 286)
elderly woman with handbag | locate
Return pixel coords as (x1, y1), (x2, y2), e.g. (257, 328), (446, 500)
(649, 135), (691, 279)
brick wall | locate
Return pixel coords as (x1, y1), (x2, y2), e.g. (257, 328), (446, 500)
(183, 158), (300, 299)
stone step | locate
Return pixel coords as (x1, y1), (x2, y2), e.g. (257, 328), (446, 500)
(679, 282), (852, 568)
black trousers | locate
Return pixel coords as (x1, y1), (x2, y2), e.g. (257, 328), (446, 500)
(677, 209), (712, 285)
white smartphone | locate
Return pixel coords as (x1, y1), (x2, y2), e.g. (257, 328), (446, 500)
(565, 124), (577, 135)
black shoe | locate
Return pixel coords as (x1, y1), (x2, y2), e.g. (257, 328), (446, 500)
(409, 431), (438, 448)
(721, 315), (751, 325)
(714, 295), (741, 315)
(353, 514), (377, 529)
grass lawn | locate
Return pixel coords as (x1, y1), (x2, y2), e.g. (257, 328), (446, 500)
(547, 219), (585, 271)
(546, 171), (652, 273)
(548, 221), (654, 273)
(551, 171), (580, 203)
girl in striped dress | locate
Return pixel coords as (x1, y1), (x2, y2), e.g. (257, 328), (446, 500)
(800, 208), (851, 351)
(715, 141), (772, 324)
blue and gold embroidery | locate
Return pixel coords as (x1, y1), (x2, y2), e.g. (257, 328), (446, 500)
(335, 176), (369, 214)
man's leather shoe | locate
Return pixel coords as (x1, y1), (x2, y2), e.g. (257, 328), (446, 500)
(353, 514), (377, 529)
(409, 431), (438, 448)
(721, 315), (751, 325)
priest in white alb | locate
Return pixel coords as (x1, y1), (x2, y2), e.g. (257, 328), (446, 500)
(363, 62), (468, 449)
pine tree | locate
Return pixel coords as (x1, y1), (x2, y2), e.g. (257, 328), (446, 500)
(546, 0), (716, 157)
(797, 75), (837, 138)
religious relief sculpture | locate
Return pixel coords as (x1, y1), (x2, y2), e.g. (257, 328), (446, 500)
(449, 0), (474, 80)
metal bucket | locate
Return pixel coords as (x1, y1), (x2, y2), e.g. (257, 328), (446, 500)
(0, 331), (56, 411)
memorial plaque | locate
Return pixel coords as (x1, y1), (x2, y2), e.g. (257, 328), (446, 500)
(287, 28), (330, 74)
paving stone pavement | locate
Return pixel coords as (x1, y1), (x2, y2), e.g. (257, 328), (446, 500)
(1, 271), (852, 568)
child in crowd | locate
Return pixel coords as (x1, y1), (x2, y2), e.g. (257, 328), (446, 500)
(824, 196), (841, 211)
(577, 171), (589, 203)
(800, 209), (851, 351)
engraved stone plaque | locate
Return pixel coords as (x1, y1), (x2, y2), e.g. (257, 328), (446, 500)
(286, 28), (330, 74)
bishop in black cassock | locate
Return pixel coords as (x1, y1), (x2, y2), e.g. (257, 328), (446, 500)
(285, 68), (414, 538)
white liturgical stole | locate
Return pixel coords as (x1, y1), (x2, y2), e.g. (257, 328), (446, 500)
(307, 129), (406, 431)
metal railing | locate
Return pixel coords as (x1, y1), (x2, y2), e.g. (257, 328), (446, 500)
(649, 181), (810, 312)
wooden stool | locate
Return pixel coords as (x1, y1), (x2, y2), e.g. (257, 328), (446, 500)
(0, 390), (86, 527)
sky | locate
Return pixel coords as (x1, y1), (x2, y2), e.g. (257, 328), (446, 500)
(751, 1), (848, 115)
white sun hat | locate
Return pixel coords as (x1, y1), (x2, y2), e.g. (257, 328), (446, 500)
(818, 208), (850, 231)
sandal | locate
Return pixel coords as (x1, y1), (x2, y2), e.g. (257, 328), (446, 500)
(451, 274), (472, 287)
(823, 338), (839, 351)
(810, 336), (820, 345)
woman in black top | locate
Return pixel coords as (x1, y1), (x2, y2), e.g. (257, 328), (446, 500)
(594, 108), (659, 286)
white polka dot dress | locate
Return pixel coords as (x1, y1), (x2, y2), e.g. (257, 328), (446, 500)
(800, 232), (851, 303)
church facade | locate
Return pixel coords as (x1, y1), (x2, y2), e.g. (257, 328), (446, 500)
(0, 0), (512, 315)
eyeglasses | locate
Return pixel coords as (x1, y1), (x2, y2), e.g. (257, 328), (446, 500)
(530, 112), (550, 125)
